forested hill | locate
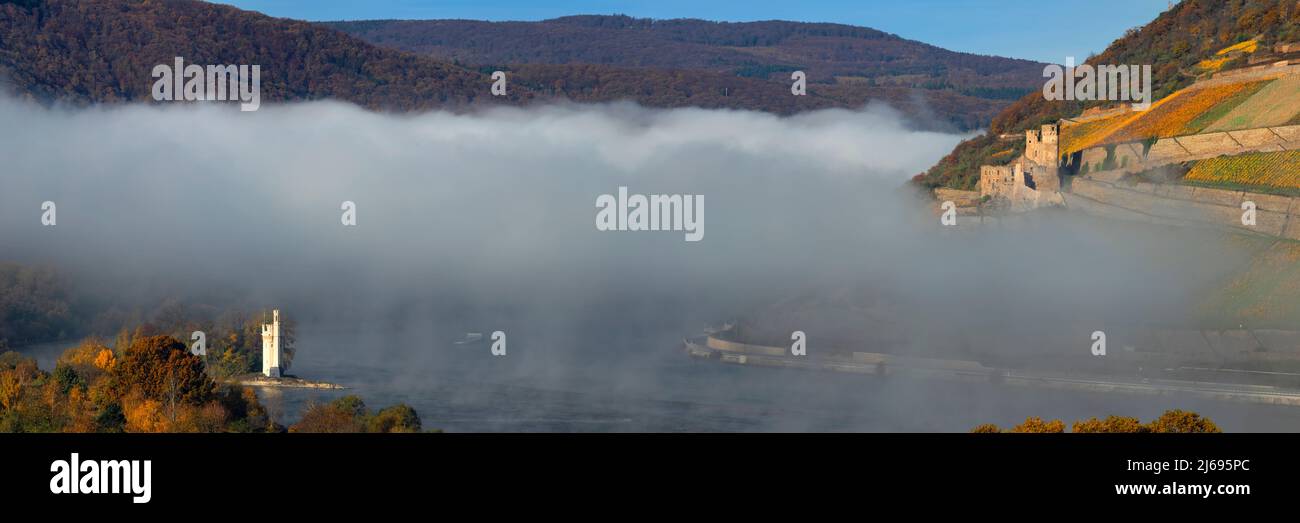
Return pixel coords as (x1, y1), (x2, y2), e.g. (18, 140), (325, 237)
(919, 0), (1300, 189)
(0, 0), (1020, 129)
(0, 0), (523, 110)
(327, 15), (1045, 101)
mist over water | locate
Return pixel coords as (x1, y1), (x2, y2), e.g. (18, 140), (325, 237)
(0, 95), (1279, 431)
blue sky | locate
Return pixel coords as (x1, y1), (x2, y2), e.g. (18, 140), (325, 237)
(214, 0), (1173, 63)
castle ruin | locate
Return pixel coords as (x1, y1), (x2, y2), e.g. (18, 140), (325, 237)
(978, 124), (1065, 211)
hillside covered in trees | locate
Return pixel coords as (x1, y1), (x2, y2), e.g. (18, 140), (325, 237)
(920, 0), (1300, 189)
(327, 16), (1045, 99)
(0, 0), (1022, 129)
(0, 0), (523, 110)
(0, 263), (77, 349)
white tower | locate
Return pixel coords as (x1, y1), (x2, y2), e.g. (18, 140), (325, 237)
(261, 310), (282, 378)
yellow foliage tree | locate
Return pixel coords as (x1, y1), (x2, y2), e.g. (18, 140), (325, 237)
(0, 370), (23, 411)
(1073, 415), (1149, 433)
(1010, 416), (1066, 433)
(123, 395), (169, 433)
(58, 339), (108, 369)
(93, 349), (116, 372)
(975, 410), (1221, 433)
(1147, 409), (1221, 433)
(175, 402), (230, 433)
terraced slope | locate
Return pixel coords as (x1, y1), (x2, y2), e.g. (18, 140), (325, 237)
(1059, 77), (1279, 155)
(1184, 150), (1300, 194)
(1205, 74), (1300, 131)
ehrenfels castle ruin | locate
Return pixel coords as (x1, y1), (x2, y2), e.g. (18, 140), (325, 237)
(979, 123), (1064, 211)
(965, 58), (1300, 242)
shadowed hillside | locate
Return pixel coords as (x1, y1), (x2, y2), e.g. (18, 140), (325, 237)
(0, 0), (1007, 128)
(0, 0), (525, 110)
(327, 16), (1045, 99)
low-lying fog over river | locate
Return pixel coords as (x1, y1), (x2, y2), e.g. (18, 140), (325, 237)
(2, 95), (1291, 431)
(275, 320), (1300, 432)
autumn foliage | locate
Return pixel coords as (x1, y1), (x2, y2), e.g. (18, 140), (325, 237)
(1007, 416), (1067, 433)
(0, 335), (270, 432)
(1102, 80), (1270, 145)
(973, 410), (1222, 433)
(110, 335), (214, 406)
(289, 395), (424, 433)
(0, 329), (426, 432)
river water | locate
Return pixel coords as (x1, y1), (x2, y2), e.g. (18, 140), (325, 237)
(243, 322), (1300, 432)
(22, 323), (1300, 432)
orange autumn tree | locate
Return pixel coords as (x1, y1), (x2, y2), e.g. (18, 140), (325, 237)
(0, 352), (39, 412)
(0, 368), (25, 411)
(122, 396), (169, 433)
(93, 348), (115, 372)
(110, 335), (214, 405)
(1073, 415), (1149, 433)
(110, 335), (217, 432)
(1008, 416), (1066, 433)
(1147, 409), (1221, 433)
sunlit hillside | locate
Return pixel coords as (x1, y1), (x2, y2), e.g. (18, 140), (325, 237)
(921, 0), (1300, 190)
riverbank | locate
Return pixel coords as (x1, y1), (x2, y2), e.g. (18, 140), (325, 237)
(228, 374), (346, 390)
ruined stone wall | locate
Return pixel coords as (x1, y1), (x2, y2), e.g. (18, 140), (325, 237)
(980, 164), (1015, 198)
(1078, 124), (1300, 172)
(980, 161), (1063, 211)
(1028, 164), (1060, 192)
(1064, 177), (1300, 240)
(934, 188), (981, 207)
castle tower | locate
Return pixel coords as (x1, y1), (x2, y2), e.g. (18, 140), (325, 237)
(1040, 123), (1059, 165)
(1025, 128), (1040, 150)
(261, 310), (282, 378)
(1023, 124), (1061, 167)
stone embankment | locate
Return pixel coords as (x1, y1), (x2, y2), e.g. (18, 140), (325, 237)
(1064, 175), (1300, 240)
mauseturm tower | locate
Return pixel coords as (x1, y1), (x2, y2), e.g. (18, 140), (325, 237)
(261, 310), (282, 378)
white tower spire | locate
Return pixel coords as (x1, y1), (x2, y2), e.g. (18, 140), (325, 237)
(261, 309), (282, 378)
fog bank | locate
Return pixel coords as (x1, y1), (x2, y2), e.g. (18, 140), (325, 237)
(0, 96), (1253, 430)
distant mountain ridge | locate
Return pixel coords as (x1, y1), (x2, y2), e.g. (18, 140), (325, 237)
(327, 15), (1045, 100)
(0, 1), (1031, 129)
